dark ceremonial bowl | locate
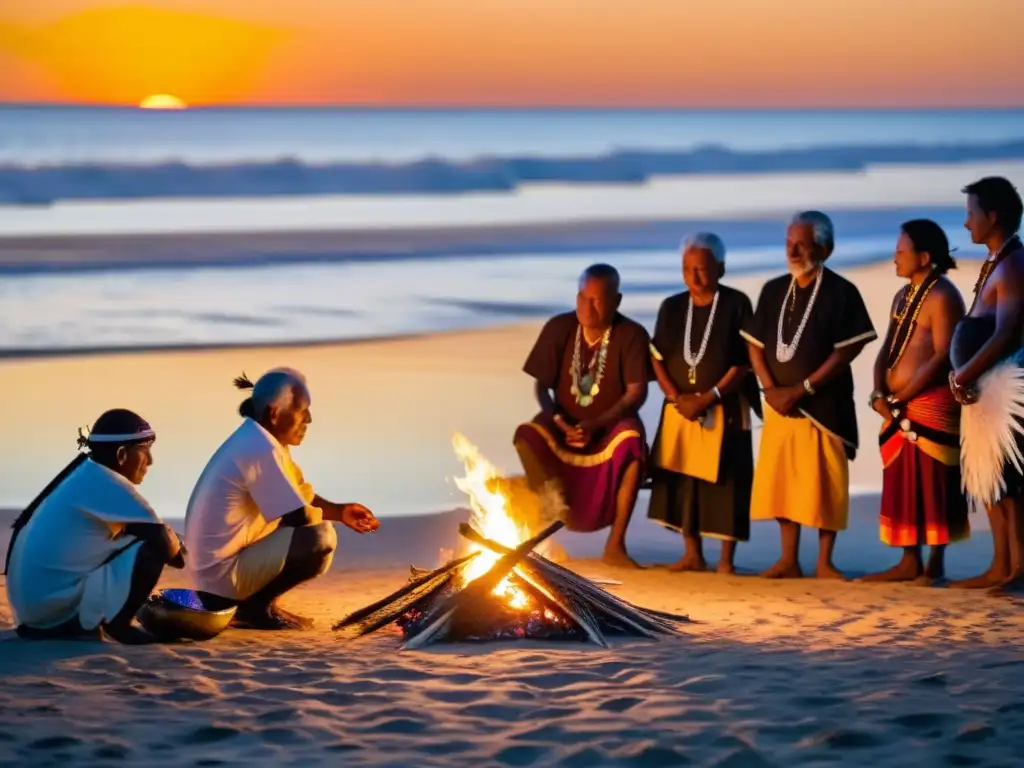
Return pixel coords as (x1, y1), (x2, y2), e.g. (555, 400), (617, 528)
(137, 589), (236, 641)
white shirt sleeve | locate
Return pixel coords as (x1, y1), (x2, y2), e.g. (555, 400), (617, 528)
(248, 449), (309, 522)
(78, 461), (163, 526)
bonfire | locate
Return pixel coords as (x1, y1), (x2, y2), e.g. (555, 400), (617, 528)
(333, 434), (688, 648)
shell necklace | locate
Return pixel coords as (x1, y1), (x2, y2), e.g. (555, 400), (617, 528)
(776, 267), (823, 364)
(683, 291), (719, 385)
(570, 325), (611, 407)
(969, 235), (1021, 314)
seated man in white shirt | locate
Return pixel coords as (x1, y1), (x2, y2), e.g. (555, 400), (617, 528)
(5, 409), (185, 645)
(184, 367), (379, 630)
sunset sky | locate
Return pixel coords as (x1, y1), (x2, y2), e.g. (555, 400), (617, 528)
(1, 1), (1022, 108)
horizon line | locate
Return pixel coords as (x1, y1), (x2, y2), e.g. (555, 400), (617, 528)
(2, 101), (1024, 113)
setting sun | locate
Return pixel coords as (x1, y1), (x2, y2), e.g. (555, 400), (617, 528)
(139, 93), (187, 110)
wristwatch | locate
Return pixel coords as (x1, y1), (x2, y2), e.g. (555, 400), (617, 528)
(802, 379), (816, 395)
(868, 389), (885, 407)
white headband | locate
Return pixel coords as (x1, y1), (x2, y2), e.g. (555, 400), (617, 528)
(87, 430), (156, 443)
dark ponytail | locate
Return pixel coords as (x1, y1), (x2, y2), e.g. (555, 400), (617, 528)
(4, 451), (88, 575)
(234, 372), (255, 418)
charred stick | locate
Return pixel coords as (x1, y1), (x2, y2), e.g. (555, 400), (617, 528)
(342, 573), (455, 637)
(333, 551), (477, 630)
(513, 563), (608, 647)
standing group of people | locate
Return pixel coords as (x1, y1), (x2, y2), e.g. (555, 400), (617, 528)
(4, 175), (1022, 645)
(515, 175), (1024, 591)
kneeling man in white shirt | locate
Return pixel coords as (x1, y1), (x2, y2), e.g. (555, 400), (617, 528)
(184, 367), (378, 630)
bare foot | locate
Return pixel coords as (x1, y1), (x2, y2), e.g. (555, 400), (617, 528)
(987, 568), (1024, 596)
(815, 563), (847, 580)
(859, 559), (922, 583)
(231, 605), (306, 631)
(761, 560), (803, 579)
(949, 568), (1007, 589)
(716, 561), (736, 575)
(667, 556), (708, 573)
(911, 575), (945, 587)
(602, 548), (644, 569)
(274, 605), (315, 630)
(923, 556), (945, 582)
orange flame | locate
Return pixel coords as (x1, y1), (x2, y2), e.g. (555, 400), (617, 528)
(452, 433), (532, 608)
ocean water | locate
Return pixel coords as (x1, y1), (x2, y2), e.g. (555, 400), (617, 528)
(0, 107), (1021, 352)
(2, 107), (1024, 202)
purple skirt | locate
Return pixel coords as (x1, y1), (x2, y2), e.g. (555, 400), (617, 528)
(514, 413), (646, 532)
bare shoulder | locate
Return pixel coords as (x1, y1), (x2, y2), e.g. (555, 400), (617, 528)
(996, 249), (1024, 287)
(931, 276), (966, 309)
(921, 276), (965, 322)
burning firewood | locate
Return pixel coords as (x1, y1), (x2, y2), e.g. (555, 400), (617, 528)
(332, 433), (689, 648)
(401, 521), (564, 649)
(458, 523), (689, 636)
(333, 519), (688, 648)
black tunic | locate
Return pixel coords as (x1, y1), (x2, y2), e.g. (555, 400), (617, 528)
(742, 267), (876, 459)
(647, 284), (756, 541)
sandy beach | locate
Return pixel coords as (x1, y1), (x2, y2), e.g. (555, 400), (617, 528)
(2, 503), (1023, 767)
(3, 259), (1024, 766)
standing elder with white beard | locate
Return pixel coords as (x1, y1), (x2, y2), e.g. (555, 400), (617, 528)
(740, 211), (877, 579)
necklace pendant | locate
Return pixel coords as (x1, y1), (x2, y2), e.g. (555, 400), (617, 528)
(688, 366), (697, 385)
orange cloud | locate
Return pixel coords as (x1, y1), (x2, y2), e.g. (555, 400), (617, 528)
(0, 5), (289, 105)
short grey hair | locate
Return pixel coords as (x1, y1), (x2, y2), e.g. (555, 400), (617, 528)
(252, 367), (310, 415)
(790, 210), (835, 253)
(682, 232), (726, 264)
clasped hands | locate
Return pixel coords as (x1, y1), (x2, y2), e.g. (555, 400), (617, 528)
(762, 384), (806, 416)
(672, 391), (717, 422)
(554, 414), (600, 448)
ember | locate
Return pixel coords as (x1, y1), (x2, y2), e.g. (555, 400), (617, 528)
(333, 436), (688, 647)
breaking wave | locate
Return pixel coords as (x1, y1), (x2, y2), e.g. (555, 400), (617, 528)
(3, 140), (1024, 205)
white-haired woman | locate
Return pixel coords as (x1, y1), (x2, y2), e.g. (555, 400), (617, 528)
(648, 232), (759, 574)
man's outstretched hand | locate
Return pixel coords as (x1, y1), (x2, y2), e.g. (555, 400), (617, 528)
(341, 503), (380, 534)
